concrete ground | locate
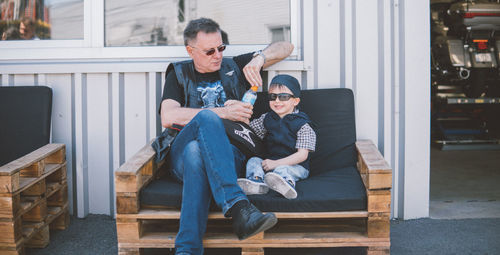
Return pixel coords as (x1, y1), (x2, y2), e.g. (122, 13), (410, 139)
(430, 147), (500, 219)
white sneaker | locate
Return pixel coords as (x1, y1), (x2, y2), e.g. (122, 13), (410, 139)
(264, 172), (297, 199)
(237, 178), (269, 195)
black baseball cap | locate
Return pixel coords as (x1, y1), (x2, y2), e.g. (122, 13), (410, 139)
(270, 74), (301, 97)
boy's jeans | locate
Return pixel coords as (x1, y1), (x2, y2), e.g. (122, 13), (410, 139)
(169, 110), (247, 255)
(246, 157), (309, 186)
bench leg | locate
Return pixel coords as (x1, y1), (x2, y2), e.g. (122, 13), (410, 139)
(242, 247), (264, 255)
(367, 246), (390, 255)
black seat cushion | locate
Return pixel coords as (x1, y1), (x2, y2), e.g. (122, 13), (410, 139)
(141, 166), (367, 212)
(0, 86), (52, 166)
(141, 88), (366, 212)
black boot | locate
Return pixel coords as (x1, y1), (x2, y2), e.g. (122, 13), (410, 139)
(231, 201), (277, 240)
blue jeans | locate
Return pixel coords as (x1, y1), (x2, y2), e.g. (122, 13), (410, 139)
(246, 157), (309, 186)
(169, 110), (247, 255)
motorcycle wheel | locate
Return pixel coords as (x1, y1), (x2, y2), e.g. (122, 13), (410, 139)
(463, 70), (486, 98)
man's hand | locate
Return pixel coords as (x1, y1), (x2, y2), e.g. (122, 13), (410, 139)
(217, 100), (253, 124)
(243, 55), (265, 87)
(262, 159), (278, 172)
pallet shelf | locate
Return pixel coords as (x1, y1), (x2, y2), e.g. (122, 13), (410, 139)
(0, 144), (70, 255)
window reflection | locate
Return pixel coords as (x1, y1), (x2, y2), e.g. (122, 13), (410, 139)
(0, 0), (83, 41)
(105, 0), (290, 47)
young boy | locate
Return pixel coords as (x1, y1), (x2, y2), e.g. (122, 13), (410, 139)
(237, 74), (316, 199)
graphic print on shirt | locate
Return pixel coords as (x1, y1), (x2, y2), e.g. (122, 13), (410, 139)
(197, 80), (227, 108)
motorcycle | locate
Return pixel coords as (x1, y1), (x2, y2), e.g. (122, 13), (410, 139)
(431, 0), (500, 98)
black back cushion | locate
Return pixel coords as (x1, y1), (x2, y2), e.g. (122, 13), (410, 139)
(253, 88), (357, 175)
(0, 86), (52, 166)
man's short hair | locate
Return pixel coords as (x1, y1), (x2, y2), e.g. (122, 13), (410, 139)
(183, 18), (220, 46)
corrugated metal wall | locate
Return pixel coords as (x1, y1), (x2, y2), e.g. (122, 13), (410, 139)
(0, 0), (430, 219)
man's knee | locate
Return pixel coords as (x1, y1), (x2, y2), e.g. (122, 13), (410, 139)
(194, 109), (221, 125)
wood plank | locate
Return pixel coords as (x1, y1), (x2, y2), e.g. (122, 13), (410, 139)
(367, 216), (390, 238)
(0, 245), (24, 255)
(0, 194), (19, 218)
(0, 218), (22, 243)
(116, 193), (139, 214)
(0, 172), (19, 193)
(116, 209), (369, 220)
(25, 225), (50, 248)
(0, 144), (64, 176)
(19, 160), (45, 178)
(21, 179), (46, 196)
(355, 140), (391, 174)
(47, 183), (67, 207)
(115, 175), (141, 193)
(115, 141), (155, 176)
(17, 195), (43, 219)
(361, 173), (392, 190)
(118, 231), (390, 248)
(44, 147), (66, 164)
(367, 246), (390, 255)
(22, 199), (47, 222)
(368, 194), (391, 213)
(49, 208), (70, 230)
(46, 165), (67, 183)
(117, 247), (141, 255)
(15, 163), (65, 195)
(242, 247), (264, 255)
(116, 220), (142, 241)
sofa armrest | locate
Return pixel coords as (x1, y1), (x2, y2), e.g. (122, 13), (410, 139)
(355, 140), (392, 190)
(115, 139), (163, 214)
(356, 140), (392, 238)
(0, 143), (65, 193)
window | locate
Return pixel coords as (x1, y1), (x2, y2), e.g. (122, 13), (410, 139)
(104, 0), (290, 47)
(0, 0), (83, 41)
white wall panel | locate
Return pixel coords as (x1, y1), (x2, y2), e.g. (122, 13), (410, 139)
(317, 0), (340, 88)
(13, 74), (36, 86)
(46, 74), (75, 215)
(123, 73), (148, 161)
(354, 0), (379, 145)
(86, 73), (112, 215)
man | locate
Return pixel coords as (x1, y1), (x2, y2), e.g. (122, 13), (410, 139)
(159, 18), (293, 254)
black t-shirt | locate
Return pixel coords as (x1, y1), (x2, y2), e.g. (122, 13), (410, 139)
(161, 53), (255, 109)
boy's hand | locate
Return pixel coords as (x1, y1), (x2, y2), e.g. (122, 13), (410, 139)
(262, 159), (278, 172)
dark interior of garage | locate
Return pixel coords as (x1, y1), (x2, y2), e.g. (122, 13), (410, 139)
(430, 0), (500, 219)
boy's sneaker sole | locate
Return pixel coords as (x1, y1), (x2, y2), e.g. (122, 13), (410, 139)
(237, 178), (269, 195)
(264, 172), (297, 199)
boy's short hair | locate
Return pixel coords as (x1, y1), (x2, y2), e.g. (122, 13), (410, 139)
(269, 75), (301, 97)
(183, 18), (221, 46)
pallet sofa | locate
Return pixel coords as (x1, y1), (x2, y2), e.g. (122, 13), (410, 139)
(0, 86), (70, 255)
(115, 88), (392, 255)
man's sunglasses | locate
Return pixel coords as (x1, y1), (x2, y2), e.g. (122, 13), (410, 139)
(268, 93), (294, 101)
(190, 44), (226, 56)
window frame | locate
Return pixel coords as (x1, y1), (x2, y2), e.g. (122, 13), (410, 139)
(0, 0), (299, 61)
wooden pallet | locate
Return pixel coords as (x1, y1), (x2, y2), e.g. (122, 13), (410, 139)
(115, 140), (392, 255)
(0, 144), (70, 255)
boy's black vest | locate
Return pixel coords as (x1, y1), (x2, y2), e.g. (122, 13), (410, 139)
(167, 58), (246, 108)
(263, 111), (312, 170)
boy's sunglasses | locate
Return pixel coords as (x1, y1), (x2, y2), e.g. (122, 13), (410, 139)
(190, 44), (226, 56)
(268, 93), (294, 101)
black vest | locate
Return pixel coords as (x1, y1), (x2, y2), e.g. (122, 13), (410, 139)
(167, 58), (246, 108)
(263, 111), (312, 170)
